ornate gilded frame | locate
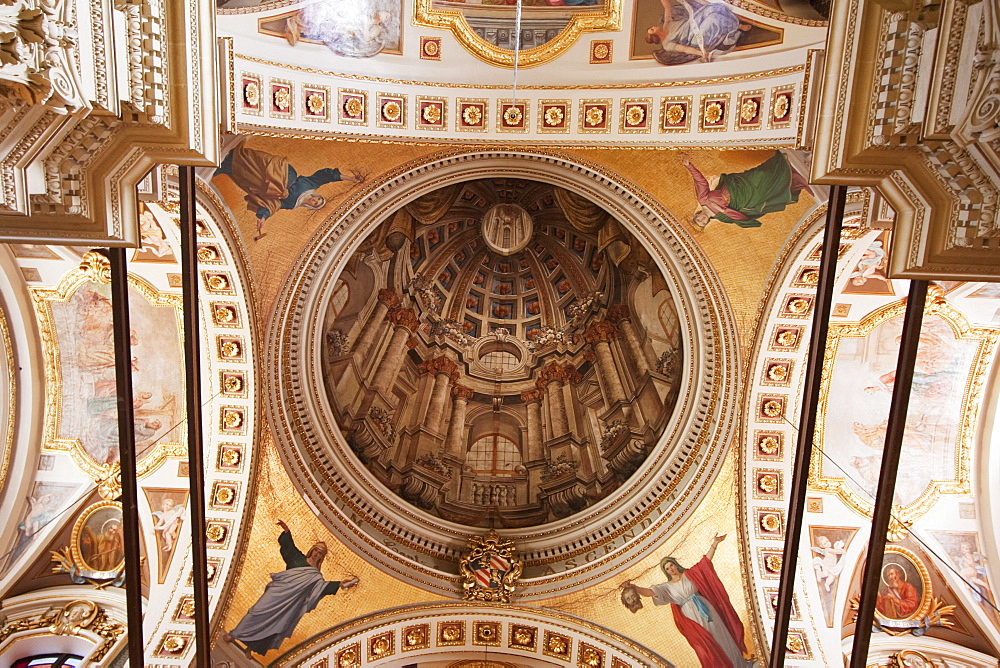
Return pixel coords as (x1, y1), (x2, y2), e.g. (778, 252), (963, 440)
(413, 0), (622, 68)
(30, 253), (186, 483)
(809, 296), (998, 521)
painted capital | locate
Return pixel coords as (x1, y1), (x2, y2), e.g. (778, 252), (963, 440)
(377, 289), (402, 308)
(584, 321), (618, 344)
(386, 307), (419, 331)
(419, 355), (458, 378)
(582, 349), (597, 363)
(452, 384), (475, 401)
(538, 361), (582, 386)
(520, 388), (545, 404)
(606, 304), (631, 323)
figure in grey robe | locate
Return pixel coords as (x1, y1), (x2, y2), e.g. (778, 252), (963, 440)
(223, 520), (359, 657)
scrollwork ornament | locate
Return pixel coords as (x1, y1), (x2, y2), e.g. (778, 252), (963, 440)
(459, 530), (523, 603)
(79, 250), (112, 283)
(0, 602), (121, 659)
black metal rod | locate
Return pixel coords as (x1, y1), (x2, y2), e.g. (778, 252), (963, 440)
(768, 185), (847, 668)
(103, 247), (145, 665)
(179, 166), (211, 665)
(849, 279), (928, 667)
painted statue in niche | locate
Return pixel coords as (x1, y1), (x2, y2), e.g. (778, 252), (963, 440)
(212, 141), (365, 240)
(321, 178), (684, 528)
(929, 530), (999, 627)
(631, 0), (783, 63)
(816, 303), (986, 512)
(2, 482), (78, 575)
(843, 231), (893, 295)
(257, 0), (402, 57)
(808, 525), (858, 627)
(47, 279), (183, 469)
(144, 488), (189, 583)
(223, 520), (359, 658)
(622, 534), (753, 667)
(680, 151), (815, 229)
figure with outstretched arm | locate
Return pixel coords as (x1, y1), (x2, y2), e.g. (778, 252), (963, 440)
(623, 534), (752, 667)
(213, 144), (365, 240)
(223, 520), (359, 658)
(680, 151), (813, 230)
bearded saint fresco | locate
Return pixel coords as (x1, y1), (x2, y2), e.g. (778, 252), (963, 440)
(223, 520), (359, 658)
(212, 143), (364, 240)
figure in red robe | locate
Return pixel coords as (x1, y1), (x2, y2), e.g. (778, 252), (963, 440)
(626, 534), (752, 667)
(876, 564), (920, 619)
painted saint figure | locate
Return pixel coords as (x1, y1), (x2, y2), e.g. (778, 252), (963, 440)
(681, 151), (814, 229)
(625, 534), (751, 667)
(876, 564), (920, 619)
(647, 0), (750, 65)
(223, 520), (359, 658)
(213, 144), (364, 240)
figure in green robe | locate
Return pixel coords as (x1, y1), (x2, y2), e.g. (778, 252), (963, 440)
(681, 151), (814, 229)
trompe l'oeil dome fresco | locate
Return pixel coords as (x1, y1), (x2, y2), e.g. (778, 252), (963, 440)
(321, 177), (683, 528)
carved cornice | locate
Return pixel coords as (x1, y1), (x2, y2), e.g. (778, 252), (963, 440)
(0, 0), (219, 245)
(810, 0), (1000, 279)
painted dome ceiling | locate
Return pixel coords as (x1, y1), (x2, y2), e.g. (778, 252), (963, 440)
(321, 177), (684, 528)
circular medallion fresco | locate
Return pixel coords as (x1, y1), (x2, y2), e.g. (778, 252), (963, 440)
(321, 177), (683, 529)
(269, 151), (739, 597)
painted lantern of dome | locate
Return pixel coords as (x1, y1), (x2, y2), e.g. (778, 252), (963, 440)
(321, 178), (683, 529)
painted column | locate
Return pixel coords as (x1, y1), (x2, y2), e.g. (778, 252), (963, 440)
(370, 307), (419, 393)
(607, 304), (649, 376)
(353, 289), (401, 361)
(537, 362), (580, 438)
(520, 388), (545, 462)
(585, 321), (627, 404)
(420, 355), (458, 432)
(444, 384), (474, 458)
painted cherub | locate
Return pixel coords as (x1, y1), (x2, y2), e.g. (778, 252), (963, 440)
(152, 497), (186, 553)
(811, 535), (846, 591)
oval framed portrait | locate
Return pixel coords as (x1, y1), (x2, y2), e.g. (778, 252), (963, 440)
(71, 500), (125, 575)
(876, 545), (932, 621)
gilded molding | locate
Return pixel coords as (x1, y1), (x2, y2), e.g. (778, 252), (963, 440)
(235, 52), (804, 88)
(412, 0), (622, 69)
(0, 299), (13, 497)
(30, 267), (184, 483)
(809, 296), (998, 521)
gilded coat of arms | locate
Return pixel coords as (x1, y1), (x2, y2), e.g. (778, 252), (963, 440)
(460, 530), (522, 603)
